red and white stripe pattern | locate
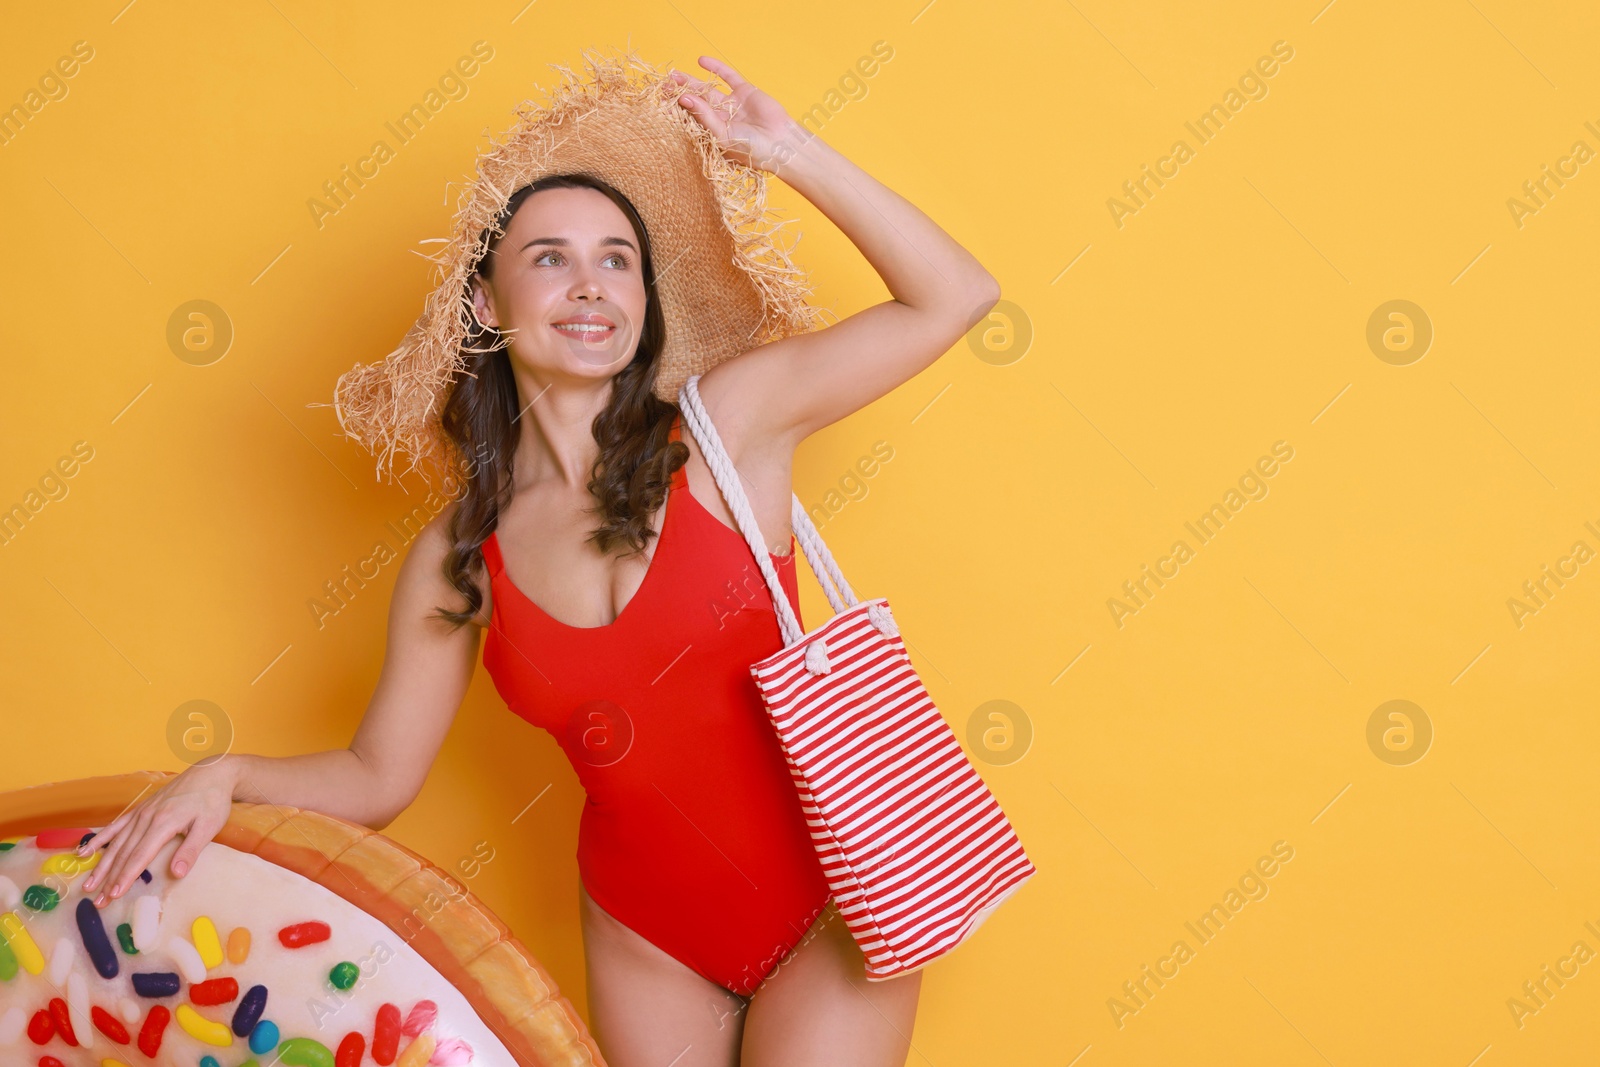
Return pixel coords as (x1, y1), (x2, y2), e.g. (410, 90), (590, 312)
(750, 596), (1037, 980)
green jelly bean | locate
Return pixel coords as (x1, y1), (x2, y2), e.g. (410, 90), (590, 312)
(278, 1037), (335, 1067)
(116, 922), (138, 954)
(328, 961), (359, 990)
(22, 885), (58, 912)
(0, 933), (16, 980)
(0, 841), (14, 851)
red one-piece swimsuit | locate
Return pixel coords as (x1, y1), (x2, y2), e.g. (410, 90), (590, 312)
(480, 412), (832, 997)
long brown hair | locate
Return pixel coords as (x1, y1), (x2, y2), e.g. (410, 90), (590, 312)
(430, 173), (686, 629)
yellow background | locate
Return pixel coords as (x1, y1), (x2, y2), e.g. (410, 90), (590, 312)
(4, 2), (1600, 1063)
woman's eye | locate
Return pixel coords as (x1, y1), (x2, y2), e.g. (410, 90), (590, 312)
(604, 253), (630, 269)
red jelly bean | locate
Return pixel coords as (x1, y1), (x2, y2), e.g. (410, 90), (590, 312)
(277, 920), (331, 948)
(336, 1030), (366, 1067)
(137, 1005), (171, 1057)
(372, 1002), (401, 1065)
(92, 1005), (130, 1043)
(189, 977), (240, 1006)
(401, 999), (436, 1037)
(34, 827), (92, 849)
(27, 1009), (54, 1045)
(47, 999), (77, 1047)
(40, 1057), (67, 1067)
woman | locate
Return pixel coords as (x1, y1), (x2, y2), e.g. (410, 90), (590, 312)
(75, 55), (1000, 1066)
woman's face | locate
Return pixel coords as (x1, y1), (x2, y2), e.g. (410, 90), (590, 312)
(470, 184), (648, 383)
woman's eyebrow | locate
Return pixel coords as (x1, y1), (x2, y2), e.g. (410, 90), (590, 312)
(519, 236), (637, 253)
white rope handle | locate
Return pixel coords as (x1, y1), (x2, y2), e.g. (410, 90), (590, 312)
(678, 375), (860, 647)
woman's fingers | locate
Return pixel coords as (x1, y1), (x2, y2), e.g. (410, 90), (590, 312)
(696, 55), (748, 90)
(89, 807), (155, 902)
(97, 815), (175, 906)
(81, 810), (139, 892)
(170, 812), (224, 878)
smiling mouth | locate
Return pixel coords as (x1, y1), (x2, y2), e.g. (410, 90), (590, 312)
(552, 322), (616, 340)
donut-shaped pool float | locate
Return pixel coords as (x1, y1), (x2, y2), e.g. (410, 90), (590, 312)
(0, 771), (606, 1066)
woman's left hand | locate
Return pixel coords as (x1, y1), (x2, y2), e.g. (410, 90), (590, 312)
(670, 57), (805, 175)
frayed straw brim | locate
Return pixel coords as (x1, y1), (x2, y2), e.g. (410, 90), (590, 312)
(331, 46), (826, 491)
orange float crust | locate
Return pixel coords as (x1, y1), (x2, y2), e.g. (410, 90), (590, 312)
(0, 771), (608, 1067)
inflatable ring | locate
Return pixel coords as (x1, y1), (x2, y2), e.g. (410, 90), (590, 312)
(0, 770), (607, 1066)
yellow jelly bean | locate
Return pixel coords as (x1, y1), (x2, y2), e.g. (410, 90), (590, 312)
(102, 1060), (132, 1067)
(0, 912), (44, 975)
(191, 916), (223, 969)
(41, 851), (99, 876)
(226, 925), (251, 964)
(396, 1033), (435, 1067)
(175, 1003), (233, 1047)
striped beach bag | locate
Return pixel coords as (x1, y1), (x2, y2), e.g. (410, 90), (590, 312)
(678, 375), (1036, 981)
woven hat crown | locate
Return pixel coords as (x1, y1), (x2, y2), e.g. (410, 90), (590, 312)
(332, 46), (824, 491)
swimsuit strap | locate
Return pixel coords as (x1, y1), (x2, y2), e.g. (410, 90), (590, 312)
(480, 530), (505, 577)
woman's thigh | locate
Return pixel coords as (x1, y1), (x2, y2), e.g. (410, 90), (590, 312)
(579, 881), (749, 1067)
(739, 901), (923, 1067)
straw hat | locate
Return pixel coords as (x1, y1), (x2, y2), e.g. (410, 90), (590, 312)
(331, 46), (826, 490)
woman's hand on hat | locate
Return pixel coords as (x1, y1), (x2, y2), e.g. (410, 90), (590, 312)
(670, 57), (804, 175)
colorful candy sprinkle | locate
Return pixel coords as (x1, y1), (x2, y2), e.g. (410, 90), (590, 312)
(329, 960), (359, 990)
(116, 922), (138, 954)
(401, 1000), (436, 1037)
(395, 1032), (435, 1067)
(131, 894), (161, 950)
(22, 884), (59, 911)
(248, 1018), (279, 1055)
(175, 1003), (233, 1047)
(92, 1004), (130, 1043)
(48, 997), (77, 1046)
(226, 925), (251, 964)
(165, 935), (206, 984)
(75, 896), (119, 978)
(137, 1005), (170, 1056)
(372, 1003), (401, 1065)
(47, 936), (76, 985)
(0, 912), (45, 974)
(131, 971), (181, 998)
(430, 1037), (474, 1066)
(232, 984), (267, 1037)
(190, 976), (239, 1006)
(65, 972), (91, 1049)
(40, 851), (98, 876)
(34, 828), (91, 849)
(26, 1008), (53, 1044)
(335, 1031), (366, 1067)
(277, 920), (331, 948)
(279, 1036), (336, 1067)
(192, 915), (223, 968)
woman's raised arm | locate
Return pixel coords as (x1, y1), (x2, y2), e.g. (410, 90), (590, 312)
(79, 505), (484, 907)
(671, 56), (1002, 453)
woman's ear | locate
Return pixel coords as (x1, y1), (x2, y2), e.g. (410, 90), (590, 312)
(469, 276), (497, 328)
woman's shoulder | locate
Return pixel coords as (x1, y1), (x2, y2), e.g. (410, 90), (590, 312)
(393, 498), (492, 630)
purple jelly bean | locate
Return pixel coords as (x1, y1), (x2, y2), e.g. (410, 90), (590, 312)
(131, 971), (181, 997)
(232, 984), (268, 1037)
(139, 869), (152, 883)
(78, 831), (95, 848)
(75, 896), (118, 978)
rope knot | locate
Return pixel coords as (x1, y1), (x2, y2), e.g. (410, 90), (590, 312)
(867, 603), (899, 638)
(805, 636), (831, 675)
